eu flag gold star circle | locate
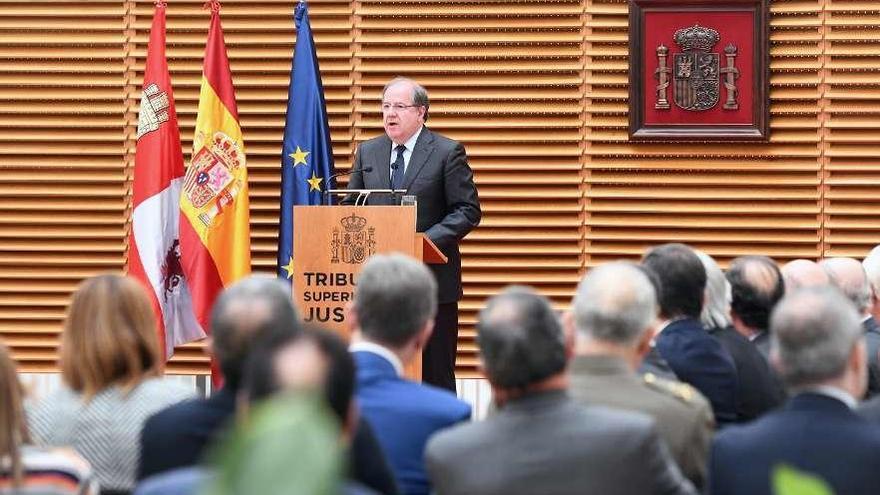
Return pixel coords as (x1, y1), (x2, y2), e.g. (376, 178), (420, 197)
(290, 146), (310, 166)
(306, 172), (323, 192)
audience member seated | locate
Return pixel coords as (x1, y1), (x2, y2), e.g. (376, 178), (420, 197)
(348, 254), (470, 495)
(566, 262), (713, 488)
(426, 286), (696, 495)
(27, 274), (190, 494)
(0, 341), (97, 495)
(710, 287), (880, 495)
(135, 325), (383, 495)
(642, 243), (739, 426)
(719, 255), (786, 418)
(780, 259), (829, 292)
(821, 257), (880, 398)
(138, 276), (296, 482)
(243, 326), (383, 495)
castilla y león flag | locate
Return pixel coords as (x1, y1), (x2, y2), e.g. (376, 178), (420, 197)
(179, 1), (252, 363)
(128, 1), (204, 359)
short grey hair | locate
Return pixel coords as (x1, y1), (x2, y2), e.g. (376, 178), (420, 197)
(770, 286), (862, 389)
(572, 262), (657, 346)
(383, 76), (430, 121)
(211, 275), (299, 389)
(354, 253), (437, 348)
(863, 244), (880, 297)
(821, 257), (872, 313)
(477, 286), (566, 390)
(695, 250), (732, 330)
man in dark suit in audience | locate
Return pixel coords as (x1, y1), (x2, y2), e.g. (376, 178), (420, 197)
(642, 243), (739, 426)
(347, 77), (481, 392)
(138, 277), (298, 480)
(723, 256), (787, 418)
(425, 286), (696, 495)
(822, 257), (880, 398)
(710, 287), (880, 495)
(138, 277), (397, 495)
(566, 262), (713, 488)
(348, 254), (470, 495)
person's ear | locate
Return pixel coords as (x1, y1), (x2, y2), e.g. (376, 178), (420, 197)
(636, 327), (653, 360)
(344, 302), (358, 335)
(561, 311), (576, 359)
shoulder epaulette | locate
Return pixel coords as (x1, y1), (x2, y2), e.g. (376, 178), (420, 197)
(643, 372), (697, 404)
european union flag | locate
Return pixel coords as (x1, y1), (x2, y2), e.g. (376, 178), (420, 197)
(278, 1), (335, 279)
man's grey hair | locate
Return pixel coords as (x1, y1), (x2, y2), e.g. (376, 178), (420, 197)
(211, 275), (299, 389)
(383, 76), (430, 121)
(572, 262), (658, 346)
(770, 286), (863, 389)
(477, 286), (566, 390)
(695, 250), (732, 330)
(354, 253), (437, 348)
(821, 257), (872, 313)
(864, 245), (880, 298)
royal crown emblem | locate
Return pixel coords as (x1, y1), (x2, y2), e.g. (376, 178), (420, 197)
(183, 131), (245, 227)
(136, 83), (170, 140)
(653, 24), (741, 112)
(330, 213), (376, 265)
(672, 25), (721, 111)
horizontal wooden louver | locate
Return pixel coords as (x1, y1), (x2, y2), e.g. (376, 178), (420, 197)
(823, 0), (880, 259)
(0, 1), (127, 372)
(585, 0), (822, 271)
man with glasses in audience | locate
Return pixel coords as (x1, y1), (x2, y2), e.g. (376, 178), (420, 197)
(346, 77), (481, 392)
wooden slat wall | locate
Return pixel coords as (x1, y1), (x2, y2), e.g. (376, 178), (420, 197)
(0, 1), (128, 372)
(823, 0), (880, 258)
(585, 0), (822, 271)
(0, 0), (877, 376)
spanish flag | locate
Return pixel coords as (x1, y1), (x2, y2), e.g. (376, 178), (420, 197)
(180, 0), (251, 383)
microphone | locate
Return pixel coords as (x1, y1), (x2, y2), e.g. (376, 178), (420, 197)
(328, 165), (373, 183)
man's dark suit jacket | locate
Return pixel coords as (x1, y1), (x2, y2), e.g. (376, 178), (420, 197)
(656, 318), (739, 426)
(347, 128), (480, 304)
(709, 325), (785, 421)
(711, 393), (880, 495)
(863, 316), (880, 398)
(138, 387), (398, 494)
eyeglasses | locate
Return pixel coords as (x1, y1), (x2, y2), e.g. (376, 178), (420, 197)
(381, 102), (419, 112)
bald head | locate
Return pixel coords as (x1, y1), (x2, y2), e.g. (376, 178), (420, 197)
(781, 259), (829, 292)
(770, 287), (863, 390)
(727, 256), (785, 332)
(820, 257), (872, 314)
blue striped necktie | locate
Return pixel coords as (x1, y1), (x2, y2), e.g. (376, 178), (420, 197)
(391, 144), (406, 190)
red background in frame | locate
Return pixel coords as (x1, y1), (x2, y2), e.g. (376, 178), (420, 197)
(642, 10), (754, 125)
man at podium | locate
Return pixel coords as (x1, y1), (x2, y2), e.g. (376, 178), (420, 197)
(346, 76), (481, 391)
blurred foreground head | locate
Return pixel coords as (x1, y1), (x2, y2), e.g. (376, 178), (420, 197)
(210, 275), (299, 390)
(478, 286), (566, 393)
(642, 243), (706, 319)
(61, 273), (162, 398)
(770, 287), (865, 397)
(351, 253), (437, 353)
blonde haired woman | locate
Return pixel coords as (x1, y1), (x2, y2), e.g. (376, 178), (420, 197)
(0, 341), (96, 494)
(28, 274), (190, 494)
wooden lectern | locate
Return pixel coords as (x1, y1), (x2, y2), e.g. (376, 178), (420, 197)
(291, 205), (446, 381)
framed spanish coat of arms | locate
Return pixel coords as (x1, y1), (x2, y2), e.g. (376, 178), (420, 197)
(628, 0), (769, 140)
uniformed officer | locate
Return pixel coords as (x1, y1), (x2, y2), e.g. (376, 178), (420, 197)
(564, 262), (714, 488)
